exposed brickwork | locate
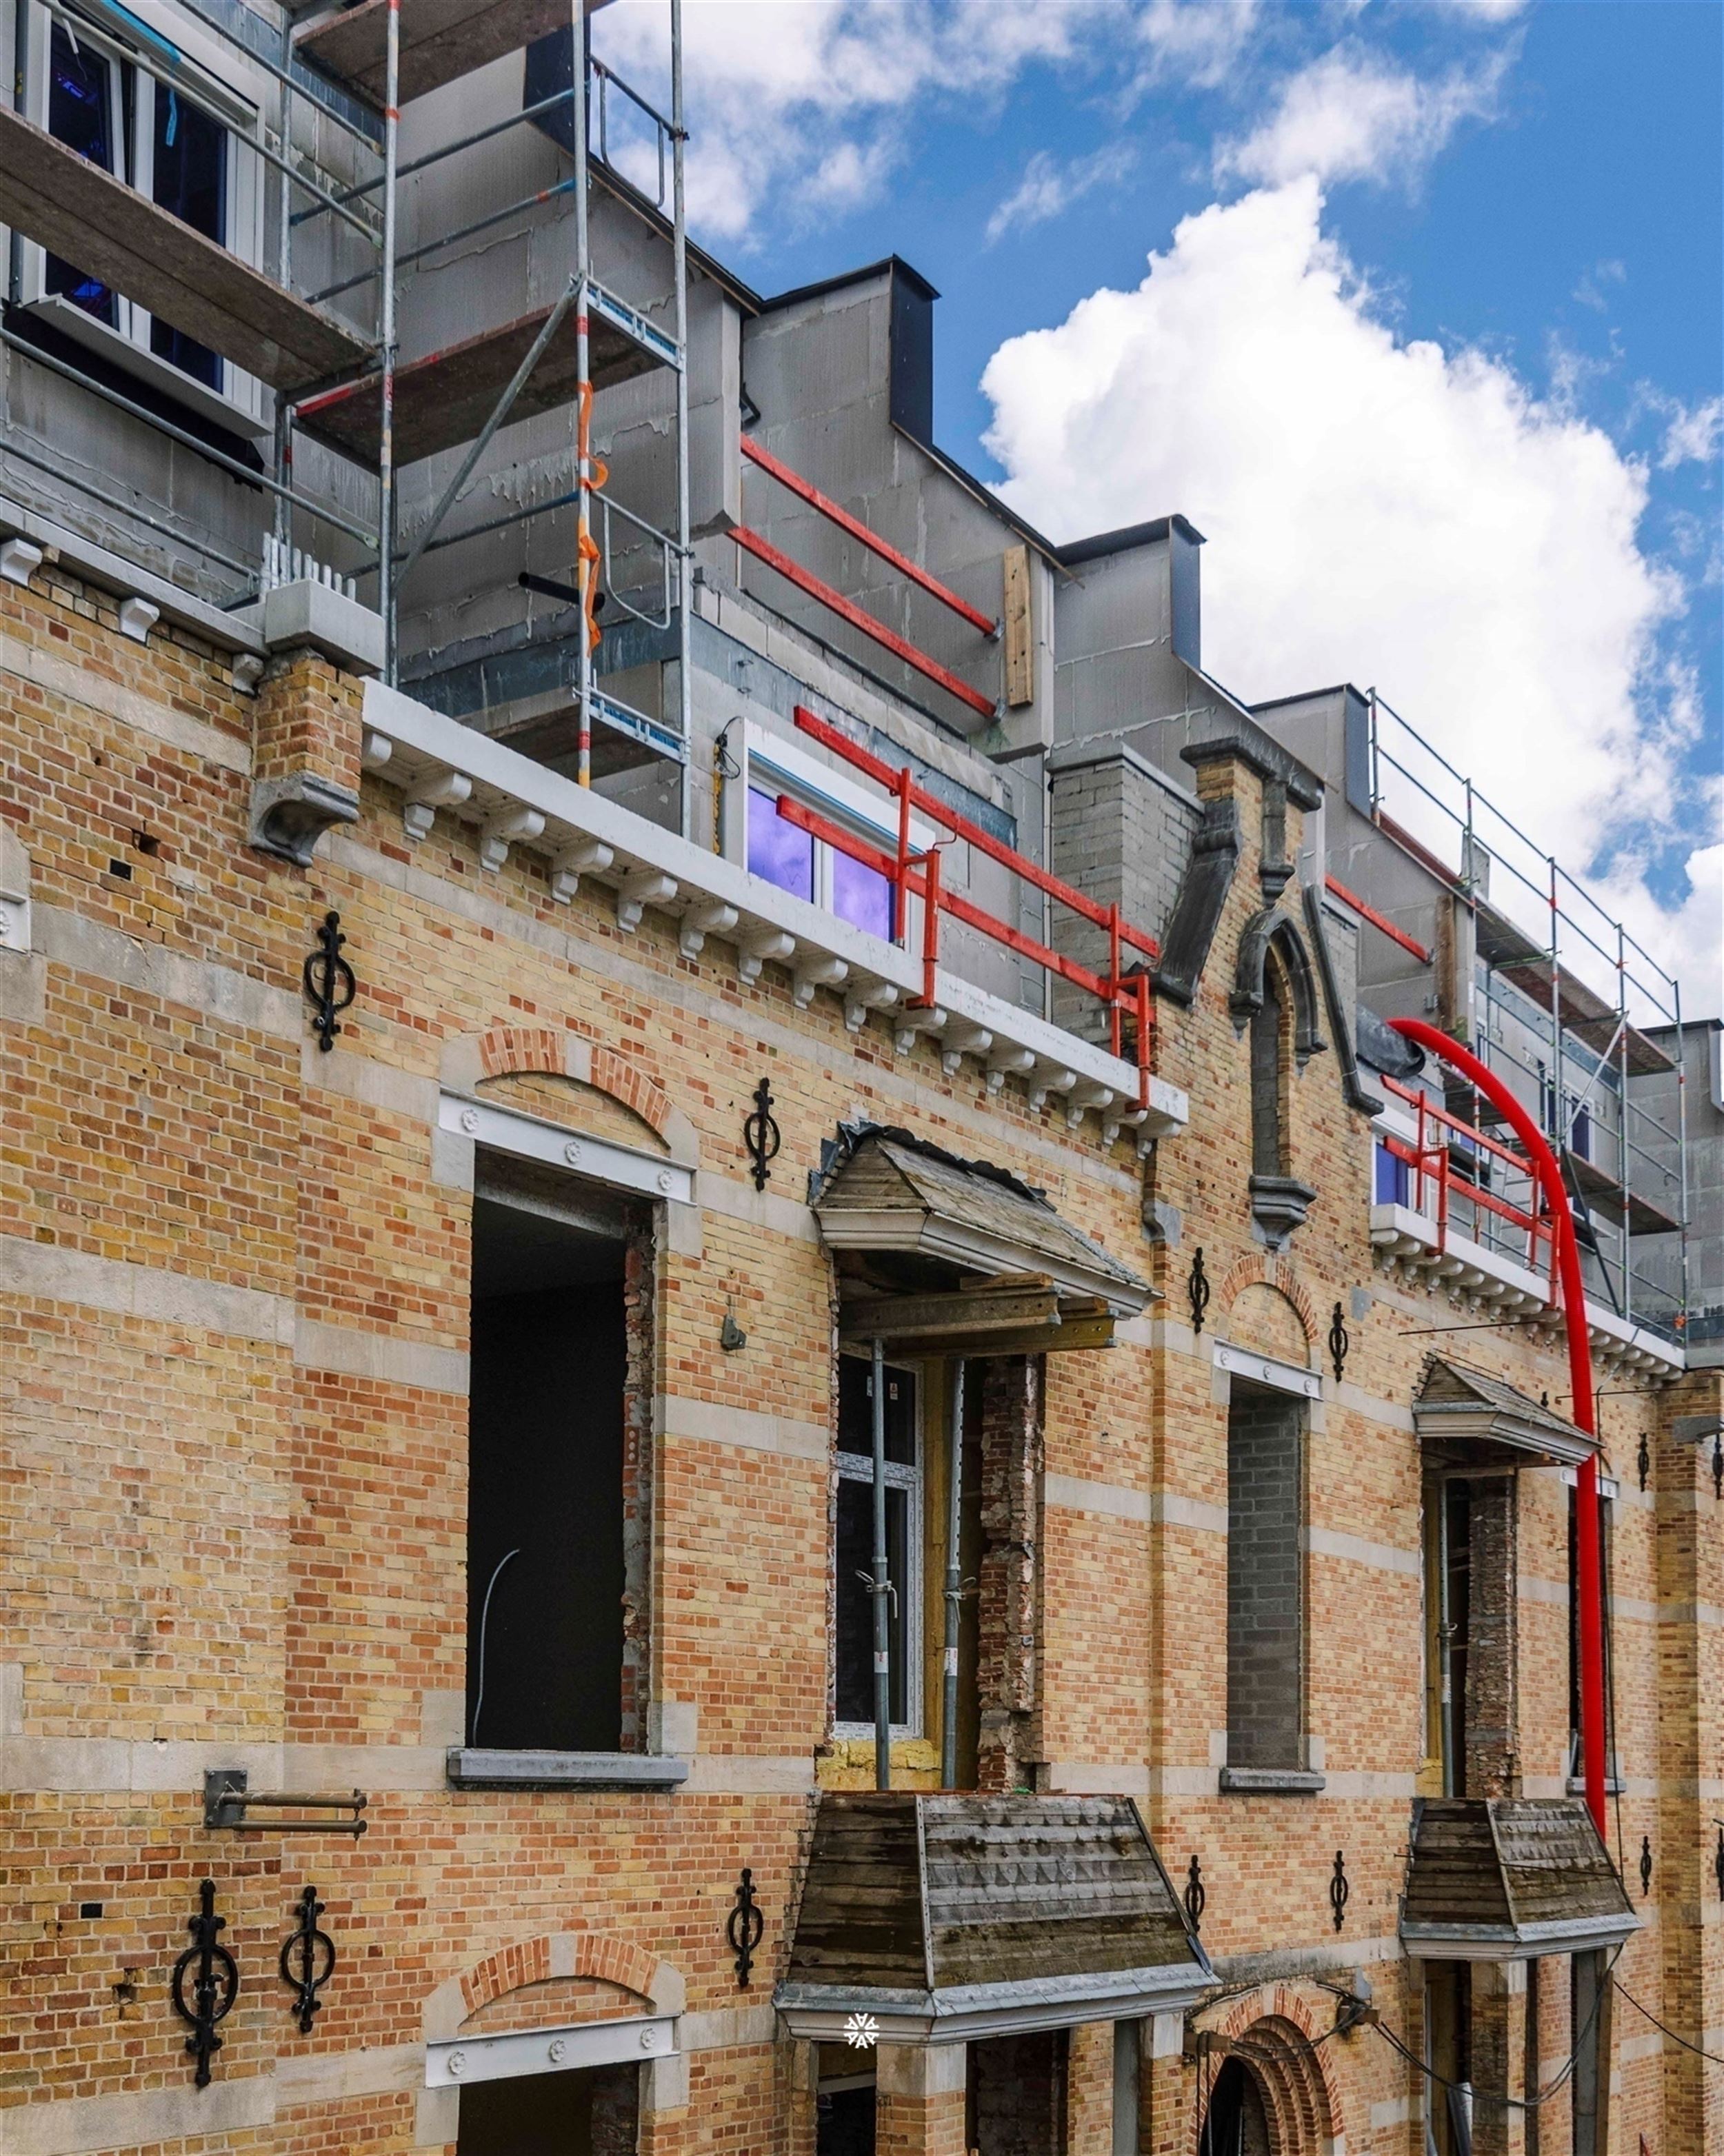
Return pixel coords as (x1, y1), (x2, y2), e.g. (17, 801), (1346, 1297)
(976, 1356), (1045, 1793)
(253, 650), (362, 797)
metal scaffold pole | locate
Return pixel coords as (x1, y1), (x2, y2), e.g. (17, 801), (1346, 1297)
(941, 1359), (965, 1791)
(671, 0), (692, 832)
(379, 0), (401, 681)
(572, 0), (593, 786)
(871, 1338), (892, 1792)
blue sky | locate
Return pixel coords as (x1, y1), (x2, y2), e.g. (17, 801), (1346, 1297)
(596, 1), (1723, 1005)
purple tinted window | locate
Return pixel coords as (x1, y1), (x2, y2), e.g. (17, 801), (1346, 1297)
(747, 787), (812, 901)
(1374, 1142), (1410, 1205)
(832, 847), (892, 940)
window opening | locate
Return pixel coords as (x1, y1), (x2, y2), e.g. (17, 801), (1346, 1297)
(148, 83), (226, 385)
(1440, 1479), (1472, 1797)
(1250, 967), (1285, 1178)
(46, 23), (122, 323)
(816, 2044), (876, 2156)
(1199, 2057), (1272, 2156)
(458, 2060), (638, 2154)
(748, 784), (894, 940)
(968, 2029), (1068, 2156)
(1567, 1489), (1616, 1786)
(1225, 1379), (1305, 1773)
(834, 1355), (920, 1736)
(1425, 1962), (1473, 2156)
(465, 1176), (648, 1753)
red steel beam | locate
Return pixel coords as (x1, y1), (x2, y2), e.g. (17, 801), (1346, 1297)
(733, 525), (997, 721)
(793, 706), (1161, 965)
(1325, 874), (1432, 964)
(1390, 1016), (1607, 1840)
(741, 435), (1000, 638)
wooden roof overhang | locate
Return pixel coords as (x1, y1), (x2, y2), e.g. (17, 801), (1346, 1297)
(775, 1793), (1212, 2045)
(1414, 1357), (1598, 1471)
(815, 1128), (1152, 1356)
(1401, 1798), (1637, 1962)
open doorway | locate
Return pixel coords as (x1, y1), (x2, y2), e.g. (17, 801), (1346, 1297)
(1199, 2057), (1272, 2156)
(466, 1160), (652, 1753)
(458, 2061), (638, 2153)
(969, 2029), (1067, 2155)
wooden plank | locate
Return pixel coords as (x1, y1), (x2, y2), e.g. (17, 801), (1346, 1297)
(0, 107), (371, 392)
(839, 1283), (1061, 1342)
(1002, 543), (1033, 707)
(838, 1318), (1117, 1360)
(296, 0), (612, 108)
(294, 303), (657, 468)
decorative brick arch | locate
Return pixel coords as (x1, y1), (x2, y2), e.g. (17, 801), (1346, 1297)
(440, 1022), (698, 1167)
(422, 1930), (685, 2043)
(1194, 1986), (1343, 2156)
(1216, 1251), (1317, 1349)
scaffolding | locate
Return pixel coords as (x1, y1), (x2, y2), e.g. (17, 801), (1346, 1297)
(1361, 690), (1690, 1342)
(0, 0), (692, 800)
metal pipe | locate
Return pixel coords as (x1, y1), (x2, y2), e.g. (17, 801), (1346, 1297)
(941, 1358), (965, 1790)
(671, 0), (691, 832)
(0, 439), (255, 578)
(0, 326), (377, 545)
(378, 0), (399, 681)
(273, 8), (293, 561)
(1618, 926), (1632, 1324)
(572, 0), (592, 786)
(1674, 978), (1690, 1338)
(395, 273), (581, 588)
(1390, 1017), (1607, 1838)
(871, 1336), (892, 1793)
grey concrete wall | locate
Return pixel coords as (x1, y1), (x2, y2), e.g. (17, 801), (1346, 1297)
(1050, 538), (1189, 752)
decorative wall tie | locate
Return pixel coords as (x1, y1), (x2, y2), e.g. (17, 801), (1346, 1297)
(1637, 1431), (1650, 1492)
(1183, 1854), (1206, 1935)
(1187, 1248), (1211, 1335)
(303, 910), (356, 1053)
(171, 1880), (239, 2087)
(1328, 1850), (1350, 1933)
(280, 1884), (336, 2034)
(743, 1077), (781, 1192)
(1714, 1825), (1723, 1904)
(727, 1867), (765, 1988)
(1327, 1302), (1350, 1385)
(1638, 1837), (1653, 1899)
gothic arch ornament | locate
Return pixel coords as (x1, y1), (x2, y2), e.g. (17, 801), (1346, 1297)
(1193, 1987), (1343, 2156)
(1231, 911), (1326, 1065)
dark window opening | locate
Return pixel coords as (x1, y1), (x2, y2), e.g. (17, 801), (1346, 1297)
(968, 2029), (1067, 2156)
(46, 25), (120, 323)
(1426, 1962), (1474, 2156)
(1441, 1478), (1472, 1796)
(458, 2061), (638, 2155)
(834, 1356), (919, 1731)
(1567, 1490), (1616, 1784)
(1199, 2057), (1272, 2156)
(1250, 969), (1285, 1178)
(1570, 1950), (1607, 2156)
(1225, 1380), (1305, 1773)
(466, 1177), (647, 1753)
(150, 87), (226, 386)
(816, 2051), (876, 2156)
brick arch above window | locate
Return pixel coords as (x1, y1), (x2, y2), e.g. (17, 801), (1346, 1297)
(1217, 1253), (1318, 1348)
(1192, 1986), (1343, 2156)
(440, 1023), (698, 1169)
(423, 1931), (685, 2044)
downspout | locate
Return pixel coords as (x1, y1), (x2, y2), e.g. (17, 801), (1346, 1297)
(1389, 1017), (1607, 1837)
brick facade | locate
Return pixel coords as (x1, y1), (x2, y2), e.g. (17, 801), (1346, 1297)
(0, 563), (1717, 2156)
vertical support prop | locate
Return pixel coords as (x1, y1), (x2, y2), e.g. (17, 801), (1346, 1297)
(572, 0), (592, 785)
(941, 1358), (965, 1791)
(871, 1336), (891, 1792)
(378, 0), (400, 681)
(670, 0), (691, 829)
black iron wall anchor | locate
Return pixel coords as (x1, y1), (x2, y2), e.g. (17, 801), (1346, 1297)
(1187, 1248), (1211, 1335)
(205, 1769), (367, 1836)
(1714, 1825), (1724, 1904)
(1638, 1836), (1653, 1900)
(726, 1868), (765, 1989)
(1327, 1302), (1350, 1385)
(1183, 1853), (1206, 1935)
(1328, 1850), (1350, 1933)
(171, 1880), (239, 2087)
(1713, 1432), (1723, 1502)
(303, 910), (356, 1053)
(1638, 1431), (1651, 1493)
(743, 1076), (781, 1193)
(280, 1884), (336, 2035)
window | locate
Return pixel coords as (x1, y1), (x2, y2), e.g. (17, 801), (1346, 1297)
(1249, 969), (1285, 1178)
(1374, 1138), (1411, 1206)
(465, 1172), (650, 1753)
(21, 1), (265, 426)
(833, 1355), (921, 1735)
(748, 785), (894, 940)
(1223, 1379), (1306, 1779)
(1566, 1485), (1618, 1790)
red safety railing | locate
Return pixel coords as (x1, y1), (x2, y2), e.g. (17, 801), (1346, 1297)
(779, 707), (1160, 1107)
(1379, 1074), (1556, 1287)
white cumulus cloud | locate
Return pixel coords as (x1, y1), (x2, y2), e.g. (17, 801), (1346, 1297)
(979, 177), (1714, 1009)
(1657, 395), (1723, 474)
(986, 142), (1138, 244)
(1216, 43), (1510, 190)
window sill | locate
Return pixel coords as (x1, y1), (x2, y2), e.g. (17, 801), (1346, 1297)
(1219, 1766), (1327, 1797)
(1566, 1776), (1625, 1798)
(446, 1749), (690, 1791)
(23, 297), (269, 440)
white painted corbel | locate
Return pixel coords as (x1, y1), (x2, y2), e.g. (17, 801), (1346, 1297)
(403, 768), (472, 842)
(892, 1005), (948, 1055)
(792, 956), (848, 1009)
(737, 928), (795, 985)
(0, 537), (43, 587)
(1065, 1080), (1114, 1129)
(118, 596), (160, 643)
(679, 900), (738, 960)
(617, 870), (677, 931)
(361, 730), (394, 772)
(1028, 1066), (1076, 1112)
(843, 981), (899, 1032)
(479, 805), (545, 872)
(940, 1025), (993, 1077)
(984, 1045), (1035, 1095)
(550, 839), (613, 903)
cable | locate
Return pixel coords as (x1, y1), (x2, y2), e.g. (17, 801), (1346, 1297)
(1610, 1981), (1724, 2066)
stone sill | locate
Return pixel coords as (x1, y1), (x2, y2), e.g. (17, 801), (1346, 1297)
(446, 1748), (690, 1791)
(1219, 1766), (1327, 1797)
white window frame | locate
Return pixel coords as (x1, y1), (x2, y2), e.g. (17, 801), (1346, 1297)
(733, 718), (940, 949)
(834, 1364), (923, 1743)
(16, 0), (268, 435)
